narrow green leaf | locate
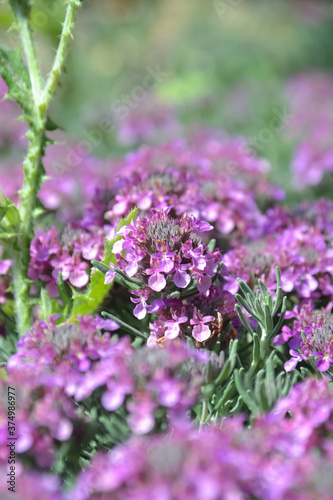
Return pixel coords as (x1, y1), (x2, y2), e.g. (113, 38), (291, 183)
(228, 395), (243, 415)
(263, 304), (273, 333)
(254, 369), (269, 412)
(265, 354), (277, 406)
(258, 279), (268, 297)
(234, 368), (258, 413)
(252, 332), (260, 366)
(214, 344), (237, 386)
(40, 288), (52, 320)
(57, 272), (72, 320)
(235, 304), (254, 336)
(237, 278), (254, 299)
(235, 294), (255, 317)
(0, 232), (20, 239)
(207, 239), (216, 252)
(213, 378), (236, 412)
(91, 260), (111, 274)
(101, 311), (148, 340)
(266, 296), (287, 344)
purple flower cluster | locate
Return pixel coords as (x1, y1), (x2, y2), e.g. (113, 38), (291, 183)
(108, 208), (238, 345)
(149, 285), (237, 347)
(28, 225), (105, 295)
(70, 377), (333, 500)
(0, 315), (206, 469)
(223, 202), (333, 301)
(113, 208), (219, 294)
(82, 133), (283, 243)
(1, 315), (118, 466)
(72, 339), (207, 435)
(274, 301), (333, 373)
(0, 464), (63, 500)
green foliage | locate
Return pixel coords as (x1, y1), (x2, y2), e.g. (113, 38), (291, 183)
(235, 267), (287, 348)
(0, 46), (34, 124)
(0, 196), (20, 241)
(39, 274), (72, 323)
(200, 267), (294, 423)
(1, 0), (82, 335)
(233, 354), (299, 415)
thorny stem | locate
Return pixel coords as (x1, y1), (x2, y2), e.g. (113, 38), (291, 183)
(11, 0), (81, 336)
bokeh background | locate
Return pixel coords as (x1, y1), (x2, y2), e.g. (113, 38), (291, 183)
(1, 0), (333, 204)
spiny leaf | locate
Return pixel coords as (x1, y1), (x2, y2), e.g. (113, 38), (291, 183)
(0, 46), (34, 123)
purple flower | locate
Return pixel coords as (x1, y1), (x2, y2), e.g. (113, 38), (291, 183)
(182, 241), (206, 270)
(313, 344), (333, 372)
(284, 349), (303, 372)
(124, 248), (145, 277)
(68, 258), (89, 288)
(274, 326), (295, 346)
(105, 262), (117, 284)
(195, 272), (212, 294)
(165, 308), (188, 340)
(173, 262), (191, 288)
(190, 307), (215, 342)
(146, 260), (167, 292)
(151, 245), (176, 273)
(131, 288), (151, 320)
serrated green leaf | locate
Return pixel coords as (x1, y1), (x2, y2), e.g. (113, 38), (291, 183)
(0, 207), (7, 223)
(0, 196), (20, 227)
(0, 46), (34, 123)
(117, 206), (138, 231)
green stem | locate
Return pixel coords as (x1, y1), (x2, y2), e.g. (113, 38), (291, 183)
(12, 0), (81, 335)
(41, 0), (81, 109)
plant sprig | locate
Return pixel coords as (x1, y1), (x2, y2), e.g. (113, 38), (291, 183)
(0, 0), (82, 335)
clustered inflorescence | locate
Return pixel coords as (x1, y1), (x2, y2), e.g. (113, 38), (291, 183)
(2, 45), (333, 499)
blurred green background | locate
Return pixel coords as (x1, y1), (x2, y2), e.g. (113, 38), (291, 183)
(1, 0), (333, 204)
